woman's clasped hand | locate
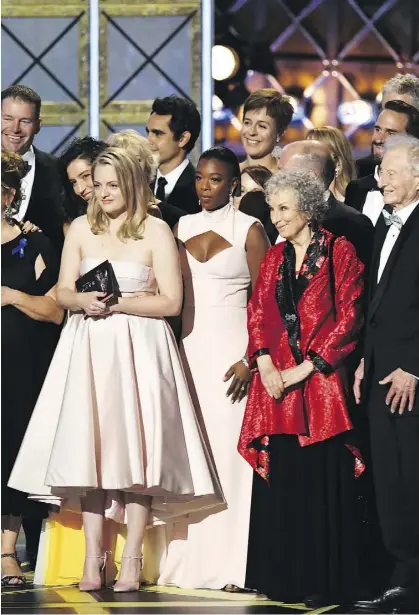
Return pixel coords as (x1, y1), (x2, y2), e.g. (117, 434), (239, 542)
(257, 355), (315, 399)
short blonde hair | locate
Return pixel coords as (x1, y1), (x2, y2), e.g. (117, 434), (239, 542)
(306, 126), (356, 195)
(88, 147), (148, 241)
(107, 130), (157, 184)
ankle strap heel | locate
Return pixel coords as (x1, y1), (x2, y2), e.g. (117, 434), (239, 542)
(113, 555), (143, 593)
(79, 551), (112, 592)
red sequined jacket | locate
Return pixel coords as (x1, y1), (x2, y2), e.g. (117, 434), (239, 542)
(238, 232), (365, 477)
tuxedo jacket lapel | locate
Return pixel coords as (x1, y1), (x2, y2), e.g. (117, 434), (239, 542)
(359, 174), (378, 205)
(25, 148), (55, 222)
(369, 205), (419, 318)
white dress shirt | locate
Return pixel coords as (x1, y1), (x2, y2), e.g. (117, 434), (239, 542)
(154, 158), (189, 198)
(14, 146), (36, 222)
(377, 200), (418, 282)
(377, 200), (419, 381)
(362, 166), (384, 226)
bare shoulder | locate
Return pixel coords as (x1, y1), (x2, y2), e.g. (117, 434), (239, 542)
(65, 215), (90, 240)
(144, 215), (174, 241)
(246, 219), (265, 240)
(68, 214), (89, 231)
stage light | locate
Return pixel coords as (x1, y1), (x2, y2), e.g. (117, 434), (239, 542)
(212, 95), (224, 112)
(337, 99), (374, 126)
(212, 45), (240, 81)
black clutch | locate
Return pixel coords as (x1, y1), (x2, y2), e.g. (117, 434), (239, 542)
(76, 260), (121, 307)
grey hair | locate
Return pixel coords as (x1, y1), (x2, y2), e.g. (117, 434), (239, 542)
(382, 73), (419, 110)
(383, 134), (419, 177)
(264, 169), (329, 223)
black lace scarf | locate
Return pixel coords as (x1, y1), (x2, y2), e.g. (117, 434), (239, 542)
(275, 229), (329, 365)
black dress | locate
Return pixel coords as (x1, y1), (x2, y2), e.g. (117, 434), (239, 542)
(245, 434), (361, 603)
(1, 231), (60, 517)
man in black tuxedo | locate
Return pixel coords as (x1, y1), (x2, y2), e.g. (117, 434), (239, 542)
(353, 135), (419, 613)
(345, 100), (419, 225)
(146, 95), (201, 229)
(355, 74), (419, 178)
(278, 140), (374, 266)
(1, 85), (66, 253)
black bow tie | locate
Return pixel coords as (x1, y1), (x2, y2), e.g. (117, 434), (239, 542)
(21, 161), (32, 176)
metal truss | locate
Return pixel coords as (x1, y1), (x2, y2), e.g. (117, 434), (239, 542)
(2, 14), (86, 107)
(219, 0), (418, 133)
(101, 9), (197, 108)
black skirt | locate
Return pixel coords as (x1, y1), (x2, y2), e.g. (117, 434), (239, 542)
(245, 434), (361, 603)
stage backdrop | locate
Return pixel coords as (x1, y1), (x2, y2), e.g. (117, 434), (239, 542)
(1, 0), (203, 157)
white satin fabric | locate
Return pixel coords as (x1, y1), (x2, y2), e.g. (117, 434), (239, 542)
(9, 259), (224, 526)
(158, 204), (257, 589)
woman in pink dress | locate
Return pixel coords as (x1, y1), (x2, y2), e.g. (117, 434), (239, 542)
(9, 148), (223, 592)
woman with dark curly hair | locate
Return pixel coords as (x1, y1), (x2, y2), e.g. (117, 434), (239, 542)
(59, 137), (108, 229)
(1, 151), (64, 587)
(60, 134), (162, 233)
(239, 169), (366, 605)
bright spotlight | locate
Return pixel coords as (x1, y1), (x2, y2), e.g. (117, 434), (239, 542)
(212, 45), (239, 81)
(337, 99), (374, 126)
(212, 95), (224, 112)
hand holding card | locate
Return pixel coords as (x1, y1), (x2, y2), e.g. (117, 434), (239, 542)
(76, 260), (121, 309)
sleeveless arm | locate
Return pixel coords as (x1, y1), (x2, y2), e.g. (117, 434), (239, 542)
(245, 221), (270, 289)
(110, 220), (182, 317)
(56, 217), (84, 310)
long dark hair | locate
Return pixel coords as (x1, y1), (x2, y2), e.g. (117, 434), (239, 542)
(59, 137), (108, 223)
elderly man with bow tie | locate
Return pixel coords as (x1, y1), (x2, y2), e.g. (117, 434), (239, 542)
(353, 134), (419, 613)
(345, 100), (419, 225)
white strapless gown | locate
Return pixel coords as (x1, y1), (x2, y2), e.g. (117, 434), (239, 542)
(9, 259), (224, 525)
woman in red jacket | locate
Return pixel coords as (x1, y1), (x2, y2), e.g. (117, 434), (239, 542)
(239, 169), (365, 606)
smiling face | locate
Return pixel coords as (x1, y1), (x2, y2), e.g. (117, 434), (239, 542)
(268, 188), (308, 240)
(241, 108), (278, 160)
(195, 158), (238, 211)
(67, 158), (93, 201)
(1, 97), (41, 155)
(371, 109), (409, 162)
(93, 163), (126, 217)
(378, 148), (419, 210)
(235, 172), (263, 207)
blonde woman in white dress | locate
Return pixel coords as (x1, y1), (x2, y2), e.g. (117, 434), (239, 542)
(159, 146), (270, 590)
(9, 148), (223, 592)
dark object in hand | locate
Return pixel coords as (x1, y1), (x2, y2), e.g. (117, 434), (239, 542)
(76, 260), (121, 307)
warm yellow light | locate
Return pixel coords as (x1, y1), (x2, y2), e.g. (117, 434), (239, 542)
(212, 45), (239, 81)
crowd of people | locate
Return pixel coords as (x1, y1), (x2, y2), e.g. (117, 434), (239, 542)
(1, 74), (418, 612)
